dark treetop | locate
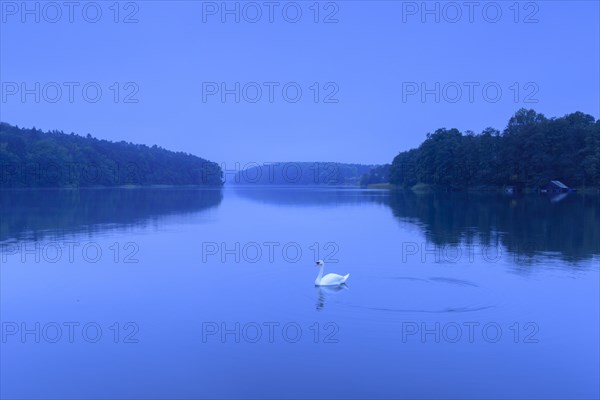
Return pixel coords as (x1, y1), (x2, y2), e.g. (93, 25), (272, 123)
(0, 122), (223, 187)
(389, 109), (600, 190)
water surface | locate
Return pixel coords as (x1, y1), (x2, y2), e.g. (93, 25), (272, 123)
(1, 187), (599, 399)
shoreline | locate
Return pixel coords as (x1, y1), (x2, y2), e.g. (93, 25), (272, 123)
(2, 183), (599, 194)
(365, 183), (600, 194)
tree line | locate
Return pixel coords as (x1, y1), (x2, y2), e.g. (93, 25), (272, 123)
(389, 109), (600, 190)
(0, 123), (223, 187)
(233, 162), (374, 185)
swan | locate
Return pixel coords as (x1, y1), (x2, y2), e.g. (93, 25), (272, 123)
(314, 260), (350, 286)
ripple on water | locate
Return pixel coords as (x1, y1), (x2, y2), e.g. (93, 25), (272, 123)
(323, 273), (498, 322)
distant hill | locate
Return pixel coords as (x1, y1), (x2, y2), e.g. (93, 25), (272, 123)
(231, 162), (378, 185)
(0, 122), (223, 187)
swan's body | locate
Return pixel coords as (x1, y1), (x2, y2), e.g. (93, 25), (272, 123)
(314, 260), (350, 286)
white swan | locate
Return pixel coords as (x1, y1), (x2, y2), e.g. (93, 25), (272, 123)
(314, 260), (350, 286)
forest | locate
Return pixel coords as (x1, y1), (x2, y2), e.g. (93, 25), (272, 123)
(360, 164), (391, 187)
(389, 109), (600, 190)
(0, 123), (223, 187)
(2, 109), (599, 190)
(232, 162), (375, 185)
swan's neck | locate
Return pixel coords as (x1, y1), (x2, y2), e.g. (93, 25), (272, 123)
(315, 265), (325, 284)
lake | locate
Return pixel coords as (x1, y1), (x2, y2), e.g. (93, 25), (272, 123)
(1, 187), (599, 399)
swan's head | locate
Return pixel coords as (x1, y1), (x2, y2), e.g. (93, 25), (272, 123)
(315, 260), (325, 267)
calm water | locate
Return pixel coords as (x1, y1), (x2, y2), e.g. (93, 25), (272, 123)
(1, 187), (599, 399)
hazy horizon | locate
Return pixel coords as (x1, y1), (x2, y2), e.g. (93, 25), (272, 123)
(2, 1), (598, 166)
(1, 104), (596, 167)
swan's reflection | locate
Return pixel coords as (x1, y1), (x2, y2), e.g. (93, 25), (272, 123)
(316, 284), (348, 311)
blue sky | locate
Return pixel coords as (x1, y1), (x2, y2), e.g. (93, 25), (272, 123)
(1, 1), (599, 165)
